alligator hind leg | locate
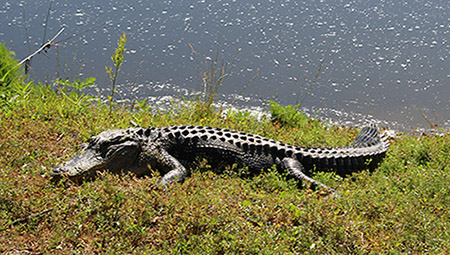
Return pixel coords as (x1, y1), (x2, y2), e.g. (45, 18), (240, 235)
(281, 158), (337, 196)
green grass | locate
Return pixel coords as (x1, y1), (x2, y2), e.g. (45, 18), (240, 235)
(0, 44), (449, 254)
(0, 42), (26, 109)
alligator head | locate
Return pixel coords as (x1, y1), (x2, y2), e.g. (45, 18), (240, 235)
(51, 129), (144, 181)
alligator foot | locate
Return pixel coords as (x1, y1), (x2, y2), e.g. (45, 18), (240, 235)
(282, 158), (338, 197)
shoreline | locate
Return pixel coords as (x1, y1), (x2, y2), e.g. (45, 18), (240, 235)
(102, 80), (448, 135)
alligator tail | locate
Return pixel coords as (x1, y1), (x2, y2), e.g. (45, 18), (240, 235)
(351, 123), (380, 147)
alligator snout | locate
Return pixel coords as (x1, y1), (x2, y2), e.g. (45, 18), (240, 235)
(52, 166), (69, 174)
(50, 166), (71, 183)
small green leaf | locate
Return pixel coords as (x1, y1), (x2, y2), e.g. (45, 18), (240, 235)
(241, 200), (251, 207)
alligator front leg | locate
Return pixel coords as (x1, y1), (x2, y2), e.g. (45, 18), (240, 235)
(142, 146), (189, 186)
(158, 149), (189, 185)
(281, 158), (337, 196)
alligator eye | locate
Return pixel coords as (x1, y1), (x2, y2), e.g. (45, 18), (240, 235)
(99, 142), (109, 151)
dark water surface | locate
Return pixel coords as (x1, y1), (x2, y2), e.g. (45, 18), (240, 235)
(1, 0), (449, 130)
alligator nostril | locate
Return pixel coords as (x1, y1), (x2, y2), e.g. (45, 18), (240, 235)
(52, 167), (68, 174)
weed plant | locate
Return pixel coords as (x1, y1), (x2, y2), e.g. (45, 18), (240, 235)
(106, 33), (127, 111)
(0, 43), (25, 108)
(0, 43), (449, 254)
(189, 36), (241, 110)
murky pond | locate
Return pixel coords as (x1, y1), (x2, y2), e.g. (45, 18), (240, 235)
(1, 0), (449, 131)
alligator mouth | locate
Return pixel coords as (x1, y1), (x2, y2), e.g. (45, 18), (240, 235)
(51, 149), (107, 182)
(51, 140), (141, 182)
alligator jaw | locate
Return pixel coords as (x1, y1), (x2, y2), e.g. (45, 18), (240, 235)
(51, 149), (106, 181)
(51, 138), (141, 182)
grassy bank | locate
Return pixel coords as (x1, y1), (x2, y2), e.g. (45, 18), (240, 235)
(1, 44), (449, 254)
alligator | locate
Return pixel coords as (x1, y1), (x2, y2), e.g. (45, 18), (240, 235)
(51, 124), (389, 195)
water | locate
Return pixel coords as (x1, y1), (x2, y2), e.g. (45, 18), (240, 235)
(1, 0), (449, 131)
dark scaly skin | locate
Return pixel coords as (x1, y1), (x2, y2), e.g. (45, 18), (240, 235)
(51, 124), (389, 195)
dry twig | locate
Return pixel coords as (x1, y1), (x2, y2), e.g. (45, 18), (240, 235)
(10, 208), (53, 226)
(19, 27), (66, 66)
